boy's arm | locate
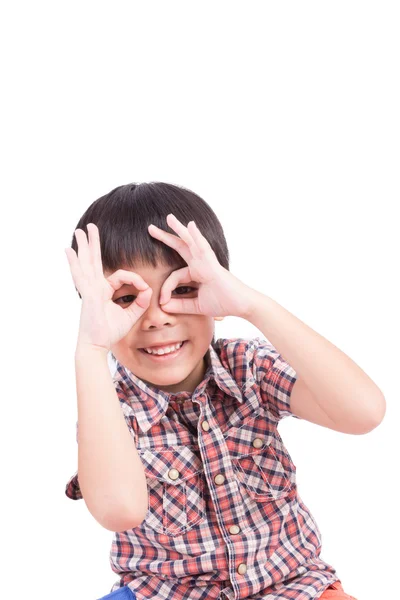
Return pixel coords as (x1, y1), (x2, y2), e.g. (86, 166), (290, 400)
(245, 291), (386, 434)
(74, 345), (148, 532)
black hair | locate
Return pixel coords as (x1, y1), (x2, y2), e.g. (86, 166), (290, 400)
(71, 181), (229, 274)
(70, 181), (230, 348)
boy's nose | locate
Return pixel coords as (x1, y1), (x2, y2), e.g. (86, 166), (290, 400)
(141, 296), (178, 328)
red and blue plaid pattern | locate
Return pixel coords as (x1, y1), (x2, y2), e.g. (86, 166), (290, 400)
(66, 337), (341, 599)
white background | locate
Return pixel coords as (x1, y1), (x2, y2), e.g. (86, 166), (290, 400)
(1, 2), (399, 599)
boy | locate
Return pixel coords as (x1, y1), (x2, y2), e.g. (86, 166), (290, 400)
(65, 182), (384, 599)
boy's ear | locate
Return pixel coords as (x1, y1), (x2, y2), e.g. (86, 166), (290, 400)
(214, 317), (224, 321)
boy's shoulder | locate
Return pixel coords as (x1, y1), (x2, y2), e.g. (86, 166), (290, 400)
(213, 336), (276, 361)
(212, 336), (279, 382)
(213, 336), (299, 422)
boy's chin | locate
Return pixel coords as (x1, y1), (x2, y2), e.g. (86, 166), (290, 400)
(138, 361), (203, 393)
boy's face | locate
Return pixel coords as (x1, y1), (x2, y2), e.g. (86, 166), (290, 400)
(104, 261), (215, 394)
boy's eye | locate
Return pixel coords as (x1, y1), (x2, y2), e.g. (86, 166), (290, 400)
(173, 286), (196, 295)
(115, 295), (136, 305)
(115, 287), (196, 305)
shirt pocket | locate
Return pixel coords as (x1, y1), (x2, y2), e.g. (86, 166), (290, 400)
(225, 416), (296, 502)
(139, 445), (206, 536)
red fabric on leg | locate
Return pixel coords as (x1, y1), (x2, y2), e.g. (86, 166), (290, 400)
(319, 580), (358, 599)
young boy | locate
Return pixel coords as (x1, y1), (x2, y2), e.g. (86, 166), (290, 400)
(65, 182), (384, 600)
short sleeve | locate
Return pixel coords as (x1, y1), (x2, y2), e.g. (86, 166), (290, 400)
(251, 337), (301, 422)
(65, 470), (82, 500)
(65, 420), (83, 500)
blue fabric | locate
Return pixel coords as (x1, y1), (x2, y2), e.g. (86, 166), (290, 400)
(97, 587), (136, 599)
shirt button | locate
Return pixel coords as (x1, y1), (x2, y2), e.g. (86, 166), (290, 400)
(252, 437), (263, 448)
(237, 563), (247, 575)
(201, 420), (210, 431)
(229, 525), (240, 535)
(214, 474), (225, 485)
(168, 468), (180, 480)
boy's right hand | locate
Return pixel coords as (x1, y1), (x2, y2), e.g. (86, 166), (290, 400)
(65, 223), (153, 352)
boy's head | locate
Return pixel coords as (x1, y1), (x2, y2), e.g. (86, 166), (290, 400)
(70, 182), (230, 393)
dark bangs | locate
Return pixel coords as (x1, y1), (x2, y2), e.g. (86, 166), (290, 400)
(70, 182), (230, 276)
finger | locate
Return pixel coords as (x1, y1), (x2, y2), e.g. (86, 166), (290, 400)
(106, 269), (151, 293)
(160, 296), (200, 315)
(87, 223), (104, 279)
(165, 213), (198, 254)
(74, 228), (93, 278)
(65, 247), (86, 294)
(107, 270), (153, 322)
(159, 266), (191, 304)
(147, 223), (192, 263)
(187, 221), (212, 253)
(125, 286), (153, 321)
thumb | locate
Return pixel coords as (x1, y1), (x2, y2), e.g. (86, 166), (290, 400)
(125, 286), (153, 321)
(159, 296), (201, 315)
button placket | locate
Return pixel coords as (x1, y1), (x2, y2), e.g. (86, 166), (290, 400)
(197, 399), (248, 535)
(198, 395), (213, 434)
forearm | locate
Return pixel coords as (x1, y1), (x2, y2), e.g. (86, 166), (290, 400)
(75, 345), (148, 531)
(245, 290), (386, 427)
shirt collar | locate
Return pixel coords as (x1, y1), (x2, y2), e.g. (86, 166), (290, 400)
(111, 342), (245, 433)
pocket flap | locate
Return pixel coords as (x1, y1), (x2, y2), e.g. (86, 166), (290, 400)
(139, 446), (203, 485)
(224, 415), (275, 458)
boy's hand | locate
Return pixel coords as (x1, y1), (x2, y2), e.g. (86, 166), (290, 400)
(65, 223), (153, 351)
(148, 214), (253, 319)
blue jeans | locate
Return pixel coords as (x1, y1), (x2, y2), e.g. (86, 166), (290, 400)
(97, 587), (136, 599)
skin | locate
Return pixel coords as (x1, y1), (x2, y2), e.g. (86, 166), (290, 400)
(67, 213), (245, 394)
(70, 213), (385, 435)
(104, 261), (216, 394)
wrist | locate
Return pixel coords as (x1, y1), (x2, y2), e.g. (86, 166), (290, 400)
(241, 288), (266, 322)
(75, 343), (110, 362)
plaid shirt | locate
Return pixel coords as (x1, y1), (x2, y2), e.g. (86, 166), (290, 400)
(66, 337), (340, 600)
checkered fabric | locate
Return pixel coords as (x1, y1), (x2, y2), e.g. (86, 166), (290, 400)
(66, 337), (341, 599)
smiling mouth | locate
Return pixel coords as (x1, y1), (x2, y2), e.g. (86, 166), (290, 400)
(138, 340), (188, 359)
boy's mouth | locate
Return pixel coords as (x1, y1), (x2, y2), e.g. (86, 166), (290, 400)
(138, 340), (188, 361)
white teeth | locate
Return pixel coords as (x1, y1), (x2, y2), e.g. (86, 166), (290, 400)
(143, 341), (184, 355)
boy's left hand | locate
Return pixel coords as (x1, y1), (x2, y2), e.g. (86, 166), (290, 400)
(148, 214), (254, 319)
